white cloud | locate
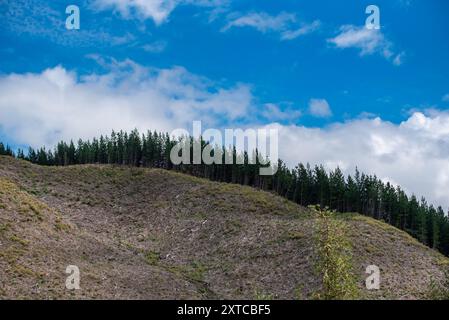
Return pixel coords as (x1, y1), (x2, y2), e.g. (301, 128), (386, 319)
(393, 51), (405, 66)
(261, 103), (301, 122)
(222, 12), (295, 33)
(142, 40), (167, 53)
(280, 20), (321, 41)
(261, 110), (449, 209)
(92, 0), (178, 25)
(92, 0), (227, 25)
(327, 25), (404, 65)
(0, 61), (252, 148)
(308, 99), (332, 118)
(402, 111), (449, 138)
(0, 0), (134, 47)
(222, 12), (320, 40)
(1, 62), (449, 211)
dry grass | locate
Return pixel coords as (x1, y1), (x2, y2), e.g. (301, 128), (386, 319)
(0, 155), (448, 299)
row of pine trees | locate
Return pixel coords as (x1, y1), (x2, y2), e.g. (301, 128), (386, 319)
(0, 142), (14, 157)
(2, 129), (449, 256)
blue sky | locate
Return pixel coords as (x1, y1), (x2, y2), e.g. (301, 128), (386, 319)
(1, 0), (448, 126)
(0, 0), (449, 208)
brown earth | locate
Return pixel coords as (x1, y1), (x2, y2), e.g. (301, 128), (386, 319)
(0, 155), (448, 299)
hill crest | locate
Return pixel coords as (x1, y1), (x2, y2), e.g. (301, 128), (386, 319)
(0, 155), (448, 299)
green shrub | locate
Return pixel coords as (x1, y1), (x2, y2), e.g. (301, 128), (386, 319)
(311, 205), (359, 300)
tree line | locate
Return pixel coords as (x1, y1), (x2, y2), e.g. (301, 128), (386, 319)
(2, 128), (449, 256)
(0, 142), (14, 157)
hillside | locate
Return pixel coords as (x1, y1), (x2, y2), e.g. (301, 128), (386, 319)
(0, 155), (448, 300)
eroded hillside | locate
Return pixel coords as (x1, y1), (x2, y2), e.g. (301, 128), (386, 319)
(0, 156), (448, 299)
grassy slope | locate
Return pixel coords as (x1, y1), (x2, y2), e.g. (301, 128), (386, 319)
(0, 155), (448, 299)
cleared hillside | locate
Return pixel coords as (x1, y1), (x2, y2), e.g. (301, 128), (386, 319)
(0, 155), (448, 299)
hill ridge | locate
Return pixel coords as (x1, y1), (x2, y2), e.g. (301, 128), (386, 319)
(0, 155), (448, 299)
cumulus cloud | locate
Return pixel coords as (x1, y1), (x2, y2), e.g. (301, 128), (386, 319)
(261, 111), (449, 209)
(327, 25), (404, 65)
(0, 60), (252, 147)
(308, 99), (332, 118)
(222, 11), (320, 40)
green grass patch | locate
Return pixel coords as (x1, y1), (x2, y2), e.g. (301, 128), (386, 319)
(145, 251), (161, 266)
